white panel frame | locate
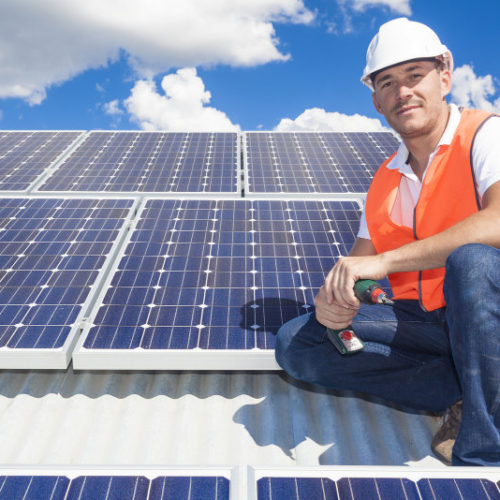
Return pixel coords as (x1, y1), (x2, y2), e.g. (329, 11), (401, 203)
(73, 344), (280, 371)
(0, 465), (234, 480)
(0, 196), (139, 369)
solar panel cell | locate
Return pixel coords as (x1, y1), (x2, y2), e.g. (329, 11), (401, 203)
(337, 477), (420, 499)
(149, 476), (230, 500)
(0, 476), (69, 500)
(257, 477), (338, 500)
(417, 478), (500, 500)
(66, 476), (149, 500)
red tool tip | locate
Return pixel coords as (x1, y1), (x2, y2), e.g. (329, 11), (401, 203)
(370, 288), (385, 303)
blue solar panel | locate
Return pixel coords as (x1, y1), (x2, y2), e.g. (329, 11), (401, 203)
(0, 476), (69, 500)
(39, 132), (239, 193)
(245, 132), (399, 194)
(0, 475), (230, 500)
(417, 478), (500, 500)
(257, 477), (338, 500)
(75, 199), (360, 369)
(0, 131), (81, 191)
(337, 477), (419, 499)
(257, 476), (500, 500)
(67, 476), (149, 500)
(0, 198), (133, 367)
(149, 476), (230, 500)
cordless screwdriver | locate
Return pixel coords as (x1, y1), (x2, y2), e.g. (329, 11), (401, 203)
(326, 279), (393, 355)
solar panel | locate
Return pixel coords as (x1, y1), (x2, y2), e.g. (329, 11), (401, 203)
(244, 132), (399, 195)
(257, 477), (338, 500)
(38, 132), (239, 194)
(1, 468), (499, 500)
(255, 473), (500, 500)
(0, 131), (82, 191)
(73, 198), (361, 370)
(0, 198), (135, 368)
(0, 474), (230, 500)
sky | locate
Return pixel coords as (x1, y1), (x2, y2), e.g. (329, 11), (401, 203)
(0, 0), (499, 132)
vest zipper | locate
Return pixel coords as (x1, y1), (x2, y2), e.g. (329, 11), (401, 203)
(412, 206), (428, 312)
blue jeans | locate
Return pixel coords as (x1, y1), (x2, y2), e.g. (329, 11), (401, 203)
(275, 244), (500, 466)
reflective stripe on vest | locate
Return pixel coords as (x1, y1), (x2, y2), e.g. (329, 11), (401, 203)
(365, 108), (492, 311)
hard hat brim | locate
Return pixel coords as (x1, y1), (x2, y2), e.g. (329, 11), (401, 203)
(361, 51), (453, 91)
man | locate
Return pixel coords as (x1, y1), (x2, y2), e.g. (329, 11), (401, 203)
(275, 17), (500, 466)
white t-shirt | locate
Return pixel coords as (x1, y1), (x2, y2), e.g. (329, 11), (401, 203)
(357, 104), (500, 239)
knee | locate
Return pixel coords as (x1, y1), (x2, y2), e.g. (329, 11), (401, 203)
(274, 312), (313, 374)
(444, 243), (500, 313)
(446, 243), (486, 272)
(445, 244), (498, 287)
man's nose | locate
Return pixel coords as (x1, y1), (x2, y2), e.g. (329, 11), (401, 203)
(396, 82), (413, 100)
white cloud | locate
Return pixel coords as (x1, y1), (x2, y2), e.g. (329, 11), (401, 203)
(0, 0), (314, 104)
(275, 107), (390, 132)
(348, 0), (411, 15)
(103, 99), (124, 116)
(451, 65), (500, 113)
(124, 67), (240, 131)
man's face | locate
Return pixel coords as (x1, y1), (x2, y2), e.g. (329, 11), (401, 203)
(371, 60), (452, 139)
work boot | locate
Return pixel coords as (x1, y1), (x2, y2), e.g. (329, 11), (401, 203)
(431, 400), (462, 465)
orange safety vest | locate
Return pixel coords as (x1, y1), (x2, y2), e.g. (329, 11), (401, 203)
(366, 109), (493, 311)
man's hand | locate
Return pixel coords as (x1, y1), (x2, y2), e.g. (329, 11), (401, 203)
(314, 237), (386, 329)
(323, 253), (390, 309)
(314, 285), (358, 330)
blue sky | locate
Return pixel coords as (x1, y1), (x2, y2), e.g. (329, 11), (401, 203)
(0, 0), (499, 132)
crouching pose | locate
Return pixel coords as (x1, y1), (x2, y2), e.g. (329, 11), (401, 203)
(275, 18), (500, 466)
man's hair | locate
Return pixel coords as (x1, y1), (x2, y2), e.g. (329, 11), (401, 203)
(434, 57), (445, 72)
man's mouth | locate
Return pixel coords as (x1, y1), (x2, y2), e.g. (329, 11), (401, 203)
(395, 105), (420, 115)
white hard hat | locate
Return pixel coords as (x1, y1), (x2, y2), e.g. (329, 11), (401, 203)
(361, 17), (453, 90)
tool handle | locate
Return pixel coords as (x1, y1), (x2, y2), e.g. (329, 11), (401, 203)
(325, 279), (392, 355)
(326, 327), (365, 355)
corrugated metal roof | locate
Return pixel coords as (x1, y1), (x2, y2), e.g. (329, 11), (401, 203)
(0, 366), (444, 467)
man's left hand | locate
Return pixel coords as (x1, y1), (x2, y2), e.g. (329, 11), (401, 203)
(323, 253), (390, 308)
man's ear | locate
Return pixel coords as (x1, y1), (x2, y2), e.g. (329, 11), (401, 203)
(372, 92), (383, 114)
(440, 69), (452, 99)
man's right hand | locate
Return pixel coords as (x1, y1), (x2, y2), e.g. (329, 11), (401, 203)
(314, 285), (359, 330)
(314, 237), (378, 330)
